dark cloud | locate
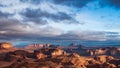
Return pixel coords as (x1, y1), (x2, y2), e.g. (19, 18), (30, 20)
(19, 0), (93, 8)
(21, 8), (48, 24)
(0, 18), (41, 40)
(0, 18), (29, 32)
(19, 0), (120, 9)
(21, 8), (79, 24)
(0, 19), (27, 40)
(0, 4), (6, 7)
(0, 18), (62, 40)
(0, 11), (13, 18)
(52, 0), (93, 8)
(109, 0), (120, 8)
(100, 0), (120, 8)
(55, 31), (120, 41)
(0, 20), (119, 41)
(20, 0), (42, 4)
(106, 32), (119, 35)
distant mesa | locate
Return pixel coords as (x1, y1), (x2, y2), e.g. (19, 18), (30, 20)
(0, 42), (13, 49)
(24, 44), (51, 50)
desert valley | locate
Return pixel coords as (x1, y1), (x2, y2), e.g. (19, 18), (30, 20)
(0, 42), (120, 68)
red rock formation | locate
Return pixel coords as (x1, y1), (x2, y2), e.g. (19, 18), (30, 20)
(36, 53), (47, 59)
(0, 42), (13, 49)
(34, 48), (67, 59)
(51, 48), (66, 57)
(94, 55), (114, 63)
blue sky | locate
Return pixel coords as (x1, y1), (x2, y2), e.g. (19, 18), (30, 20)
(0, 0), (120, 45)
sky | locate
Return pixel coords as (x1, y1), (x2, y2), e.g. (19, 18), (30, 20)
(0, 0), (120, 46)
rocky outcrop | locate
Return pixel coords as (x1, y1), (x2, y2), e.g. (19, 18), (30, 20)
(0, 42), (13, 49)
(60, 53), (88, 68)
(108, 59), (120, 67)
(51, 48), (67, 57)
(86, 47), (120, 57)
(34, 48), (67, 59)
(94, 55), (114, 63)
(5, 50), (29, 61)
(36, 53), (47, 59)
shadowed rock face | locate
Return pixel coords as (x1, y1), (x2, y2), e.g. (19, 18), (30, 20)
(5, 50), (29, 61)
(0, 42), (13, 49)
(79, 46), (120, 58)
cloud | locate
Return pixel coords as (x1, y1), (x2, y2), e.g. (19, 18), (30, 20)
(99, 0), (120, 8)
(109, 0), (120, 8)
(0, 19), (119, 41)
(0, 11), (13, 18)
(19, 0), (93, 8)
(21, 8), (79, 24)
(0, 0), (120, 43)
(52, 0), (93, 8)
(20, 0), (42, 4)
(56, 30), (120, 41)
(0, 18), (64, 40)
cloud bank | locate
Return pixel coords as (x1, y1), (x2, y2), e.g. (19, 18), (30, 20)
(0, 0), (120, 43)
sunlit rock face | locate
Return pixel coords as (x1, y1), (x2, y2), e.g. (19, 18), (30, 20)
(51, 48), (67, 57)
(94, 48), (107, 55)
(36, 53), (47, 59)
(94, 55), (114, 63)
(34, 48), (67, 59)
(0, 42), (13, 49)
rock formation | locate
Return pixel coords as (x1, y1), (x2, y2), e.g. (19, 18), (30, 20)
(34, 48), (67, 59)
(94, 55), (114, 63)
(24, 44), (51, 50)
(86, 47), (120, 57)
(0, 42), (13, 49)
